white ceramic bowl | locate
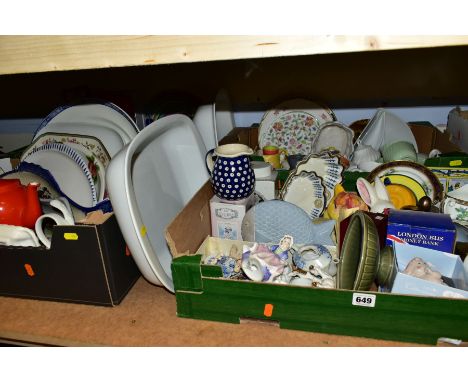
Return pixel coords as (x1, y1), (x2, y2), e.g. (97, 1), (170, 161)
(106, 114), (209, 292)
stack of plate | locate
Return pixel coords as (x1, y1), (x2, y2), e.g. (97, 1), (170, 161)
(16, 102), (139, 211)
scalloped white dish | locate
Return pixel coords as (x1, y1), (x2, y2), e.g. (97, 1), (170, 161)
(294, 154), (343, 206)
(106, 114), (209, 292)
(279, 171), (325, 219)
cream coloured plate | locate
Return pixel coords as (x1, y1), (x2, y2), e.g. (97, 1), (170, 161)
(279, 170), (325, 219)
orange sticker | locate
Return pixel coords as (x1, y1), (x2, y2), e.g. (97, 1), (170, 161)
(263, 303), (274, 317)
(24, 263), (35, 277)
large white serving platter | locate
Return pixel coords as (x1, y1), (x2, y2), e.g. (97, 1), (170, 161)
(33, 102), (139, 156)
(106, 114), (209, 292)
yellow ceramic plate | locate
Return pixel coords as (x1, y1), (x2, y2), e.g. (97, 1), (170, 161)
(385, 183), (417, 209)
(379, 174), (426, 201)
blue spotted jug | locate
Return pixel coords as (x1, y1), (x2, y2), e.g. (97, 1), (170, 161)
(205, 143), (255, 201)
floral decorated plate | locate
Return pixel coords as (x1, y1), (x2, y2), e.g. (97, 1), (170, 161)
(367, 161), (444, 204)
(21, 133), (109, 201)
(22, 143), (97, 207)
(22, 133), (111, 169)
(279, 170), (325, 219)
(258, 99), (335, 155)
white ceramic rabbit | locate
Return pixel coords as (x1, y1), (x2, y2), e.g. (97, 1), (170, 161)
(356, 177), (395, 213)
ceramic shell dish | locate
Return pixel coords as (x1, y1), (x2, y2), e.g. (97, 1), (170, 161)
(367, 161), (444, 205)
(279, 170), (325, 219)
(310, 121), (354, 158)
(292, 153), (343, 206)
(258, 98), (335, 155)
(338, 211), (380, 291)
(106, 114), (209, 292)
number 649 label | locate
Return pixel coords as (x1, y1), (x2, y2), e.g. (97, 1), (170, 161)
(352, 293), (376, 308)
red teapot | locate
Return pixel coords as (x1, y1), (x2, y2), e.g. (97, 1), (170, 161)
(0, 179), (42, 229)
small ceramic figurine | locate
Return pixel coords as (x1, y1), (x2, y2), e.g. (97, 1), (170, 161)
(403, 257), (444, 285)
(289, 266), (336, 289)
(204, 242), (243, 279)
(324, 183), (368, 221)
(356, 177), (395, 213)
(241, 235), (293, 283)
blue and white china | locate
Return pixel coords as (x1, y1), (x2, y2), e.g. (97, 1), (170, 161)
(241, 235), (293, 283)
(292, 244), (338, 276)
(22, 143), (97, 207)
(206, 143), (255, 201)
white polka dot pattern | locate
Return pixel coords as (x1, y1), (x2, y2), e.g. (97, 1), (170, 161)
(211, 155), (255, 200)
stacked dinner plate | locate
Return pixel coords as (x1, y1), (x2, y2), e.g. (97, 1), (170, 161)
(3, 102), (139, 217)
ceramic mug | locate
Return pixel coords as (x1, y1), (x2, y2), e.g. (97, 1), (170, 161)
(35, 213), (71, 249)
(262, 145), (287, 169)
(206, 143), (255, 201)
(381, 141), (417, 163)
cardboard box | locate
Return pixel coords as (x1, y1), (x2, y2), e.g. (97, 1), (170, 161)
(386, 210), (456, 253)
(391, 242), (468, 299)
(166, 181), (468, 345)
(0, 212), (141, 306)
(425, 155), (468, 193)
(210, 194), (255, 240)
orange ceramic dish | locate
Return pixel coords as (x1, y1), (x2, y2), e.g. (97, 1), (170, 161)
(385, 183), (417, 209)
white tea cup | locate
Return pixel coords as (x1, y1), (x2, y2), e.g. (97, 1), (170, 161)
(35, 213), (71, 249)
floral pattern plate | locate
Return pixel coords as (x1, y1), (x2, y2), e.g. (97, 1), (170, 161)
(258, 99), (335, 155)
(279, 170), (325, 219)
(22, 142), (97, 207)
(21, 133), (110, 201)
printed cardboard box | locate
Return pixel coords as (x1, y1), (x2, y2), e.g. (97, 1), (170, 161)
(210, 194), (255, 240)
(386, 210), (456, 253)
(166, 181), (468, 345)
(391, 242), (468, 299)
(0, 212), (141, 306)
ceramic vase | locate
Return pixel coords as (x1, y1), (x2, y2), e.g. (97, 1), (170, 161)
(206, 143), (255, 201)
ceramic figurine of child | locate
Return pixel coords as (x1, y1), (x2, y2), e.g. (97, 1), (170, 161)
(403, 257), (444, 285)
(241, 235), (293, 283)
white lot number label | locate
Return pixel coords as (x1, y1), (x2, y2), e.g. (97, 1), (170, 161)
(352, 293), (376, 308)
